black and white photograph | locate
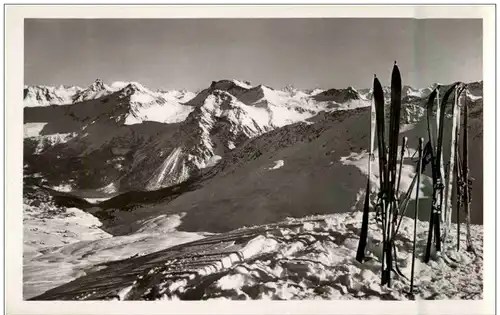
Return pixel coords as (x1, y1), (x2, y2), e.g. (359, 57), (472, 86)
(6, 4), (495, 311)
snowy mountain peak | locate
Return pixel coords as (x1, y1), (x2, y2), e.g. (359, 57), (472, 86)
(346, 86), (358, 93)
(256, 84), (275, 91)
(110, 81), (132, 90)
(313, 86), (361, 103)
(307, 88), (325, 96)
(72, 79), (113, 103)
(466, 81), (483, 99)
(120, 82), (150, 96)
(282, 84), (297, 94)
(429, 82), (441, 90)
(233, 80), (253, 89)
(57, 84), (82, 91)
(88, 78), (106, 91)
(209, 79), (253, 92)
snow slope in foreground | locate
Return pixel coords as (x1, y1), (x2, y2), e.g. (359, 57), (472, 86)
(23, 201), (208, 299)
(32, 212), (483, 301)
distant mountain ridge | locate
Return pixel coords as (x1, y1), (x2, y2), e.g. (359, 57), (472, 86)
(24, 79), (483, 108)
(23, 78), (483, 195)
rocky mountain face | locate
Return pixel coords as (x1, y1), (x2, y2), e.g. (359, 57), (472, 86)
(23, 79), (482, 201)
(23, 79), (369, 193)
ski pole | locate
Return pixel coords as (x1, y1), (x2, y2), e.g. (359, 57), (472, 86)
(456, 148), (461, 252)
(410, 137), (424, 294)
(396, 137), (408, 202)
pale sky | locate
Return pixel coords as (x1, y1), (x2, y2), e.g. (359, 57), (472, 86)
(24, 18), (482, 91)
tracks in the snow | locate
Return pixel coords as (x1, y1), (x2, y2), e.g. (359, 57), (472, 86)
(31, 218), (335, 300)
(30, 215), (482, 301)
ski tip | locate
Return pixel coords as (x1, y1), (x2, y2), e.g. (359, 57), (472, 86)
(392, 62), (401, 77)
(374, 74), (377, 78)
(394, 60), (397, 65)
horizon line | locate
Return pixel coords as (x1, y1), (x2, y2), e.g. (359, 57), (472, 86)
(24, 77), (484, 92)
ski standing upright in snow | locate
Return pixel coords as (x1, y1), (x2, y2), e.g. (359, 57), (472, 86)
(424, 83), (460, 262)
(462, 86), (474, 253)
(423, 86), (440, 262)
(356, 84), (377, 262)
(443, 83), (466, 246)
(372, 74), (388, 278)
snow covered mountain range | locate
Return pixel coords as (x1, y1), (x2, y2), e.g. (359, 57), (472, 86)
(23, 78), (482, 195)
(24, 79), (370, 193)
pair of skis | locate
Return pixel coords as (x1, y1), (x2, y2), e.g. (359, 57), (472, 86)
(423, 82), (472, 262)
(356, 62), (407, 287)
(453, 85), (474, 253)
(381, 62), (404, 286)
(402, 83), (473, 291)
